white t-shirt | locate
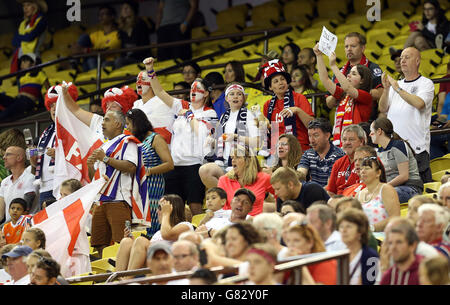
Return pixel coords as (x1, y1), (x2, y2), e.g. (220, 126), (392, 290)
(94, 134), (138, 205)
(426, 22), (437, 34)
(150, 222), (194, 243)
(170, 100), (217, 166)
(221, 109), (258, 169)
(386, 75), (435, 154)
(204, 210), (250, 231)
(0, 269), (11, 284)
(133, 97), (175, 134)
(5, 274), (30, 285)
(0, 170), (37, 223)
(349, 249), (362, 285)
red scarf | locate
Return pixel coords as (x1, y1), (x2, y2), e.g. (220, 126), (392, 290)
(338, 54), (370, 79)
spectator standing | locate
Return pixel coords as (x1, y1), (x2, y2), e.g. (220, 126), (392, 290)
(325, 124), (366, 196)
(370, 117), (423, 203)
(144, 57), (218, 216)
(325, 32), (383, 121)
(314, 44), (373, 147)
(297, 118), (344, 187)
(86, 110), (140, 257)
(126, 108), (174, 234)
(379, 47), (435, 183)
(262, 59), (314, 152)
(0, 146), (36, 224)
(11, 0), (48, 73)
(133, 71), (175, 145)
(156, 0), (198, 61)
(337, 208), (380, 285)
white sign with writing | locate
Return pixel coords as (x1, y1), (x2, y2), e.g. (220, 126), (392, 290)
(318, 26), (338, 57)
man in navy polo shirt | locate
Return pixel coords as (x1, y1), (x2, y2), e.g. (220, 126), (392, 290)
(297, 118), (344, 187)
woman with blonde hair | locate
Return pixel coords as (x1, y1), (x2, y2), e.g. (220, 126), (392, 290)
(217, 145), (274, 216)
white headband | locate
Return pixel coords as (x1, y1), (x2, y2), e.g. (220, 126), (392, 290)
(225, 84), (245, 97)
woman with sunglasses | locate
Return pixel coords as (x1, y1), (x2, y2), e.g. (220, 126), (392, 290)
(217, 144), (275, 216)
(126, 108), (174, 235)
(267, 133), (303, 175)
(369, 117), (423, 203)
(356, 157), (401, 232)
(115, 194), (194, 272)
(143, 57), (218, 216)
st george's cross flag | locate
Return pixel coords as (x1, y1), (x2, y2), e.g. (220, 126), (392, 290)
(32, 178), (106, 278)
(53, 83), (104, 198)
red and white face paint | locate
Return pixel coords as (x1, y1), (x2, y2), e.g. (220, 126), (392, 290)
(190, 80), (206, 104)
(136, 71), (151, 96)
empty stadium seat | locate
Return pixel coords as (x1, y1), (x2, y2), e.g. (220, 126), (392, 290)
(251, 1), (282, 29)
(215, 4), (249, 33)
(102, 243), (120, 259)
(316, 0), (349, 22)
(283, 0), (315, 27)
(90, 258), (115, 274)
(432, 169), (450, 182)
(423, 181), (442, 194)
(430, 157), (450, 173)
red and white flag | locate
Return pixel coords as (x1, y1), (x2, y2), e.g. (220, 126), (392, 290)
(53, 85), (104, 198)
(32, 178), (106, 278)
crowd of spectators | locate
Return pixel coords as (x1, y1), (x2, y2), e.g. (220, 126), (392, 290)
(0, 0), (449, 286)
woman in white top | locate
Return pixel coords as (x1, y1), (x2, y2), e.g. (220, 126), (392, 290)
(115, 194), (193, 272)
(199, 82), (259, 188)
(356, 157), (401, 232)
(143, 57), (218, 216)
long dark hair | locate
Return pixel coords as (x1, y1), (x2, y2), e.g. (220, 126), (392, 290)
(372, 117), (415, 157)
(126, 108), (154, 142)
(422, 0), (447, 25)
(291, 64), (315, 91)
(225, 61), (246, 83)
(162, 194), (186, 227)
(355, 64), (372, 92)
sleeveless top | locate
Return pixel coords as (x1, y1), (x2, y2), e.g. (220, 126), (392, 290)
(358, 184), (389, 225)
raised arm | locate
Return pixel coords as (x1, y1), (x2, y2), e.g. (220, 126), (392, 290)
(60, 82), (94, 127)
(142, 57), (176, 109)
(329, 52), (360, 99)
(313, 43), (337, 96)
(378, 72), (391, 113)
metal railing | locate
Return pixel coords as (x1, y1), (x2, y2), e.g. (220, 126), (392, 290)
(218, 250), (350, 285)
(71, 249), (349, 285)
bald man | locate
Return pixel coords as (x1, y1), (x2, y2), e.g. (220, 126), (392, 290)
(378, 47), (435, 183)
(0, 146), (37, 223)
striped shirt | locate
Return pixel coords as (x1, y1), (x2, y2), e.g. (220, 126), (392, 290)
(298, 143), (344, 187)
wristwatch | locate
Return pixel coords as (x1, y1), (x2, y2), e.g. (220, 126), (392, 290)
(396, 87), (403, 93)
(103, 156), (110, 164)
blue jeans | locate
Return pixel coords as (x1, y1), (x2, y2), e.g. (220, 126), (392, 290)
(395, 185), (420, 203)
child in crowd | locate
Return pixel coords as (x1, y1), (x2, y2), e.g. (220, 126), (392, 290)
(2, 198), (32, 244)
(21, 227), (46, 250)
(59, 179), (83, 198)
(199, 187), (228, 226)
